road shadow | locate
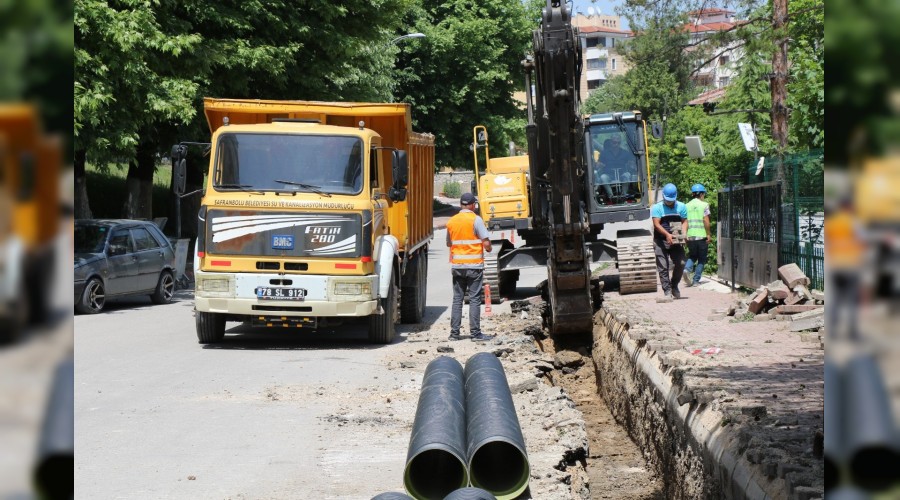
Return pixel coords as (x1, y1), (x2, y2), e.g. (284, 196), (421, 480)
(202, 317), (417, 351)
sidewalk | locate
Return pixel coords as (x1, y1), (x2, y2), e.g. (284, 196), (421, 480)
(594, 271), (825, 499)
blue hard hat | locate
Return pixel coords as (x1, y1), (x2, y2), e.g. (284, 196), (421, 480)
(663, 183), (677, 202)
(691, 183), (706, 193)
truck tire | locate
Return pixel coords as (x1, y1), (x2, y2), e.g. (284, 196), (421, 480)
(368, 279), (397, 344)
(76, 278), (106, 314)
(196, 311), (225, 344)
(150, 270), (175, 304)
(400, 252), (427, 324)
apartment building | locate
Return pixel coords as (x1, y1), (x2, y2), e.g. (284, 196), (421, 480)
(684, 8), (744, 89)
(572, 15), (633, 98)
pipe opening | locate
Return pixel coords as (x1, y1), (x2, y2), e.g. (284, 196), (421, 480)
(35, 454), (74, 499)
(469, 441), (529, 497)
(404, 449), (468, 499)
(850, 447), (900, 491)
(824, 456), (839, 492)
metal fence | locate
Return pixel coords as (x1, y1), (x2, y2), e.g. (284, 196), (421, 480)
(718, 181), (782, 288)
(740, 150), (825, 290)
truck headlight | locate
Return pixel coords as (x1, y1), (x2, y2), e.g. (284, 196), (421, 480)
(196, 276), (235, 297)
(333, 282), (371, 296)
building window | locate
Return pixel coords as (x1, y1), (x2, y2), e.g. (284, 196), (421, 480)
(588, 79), (602, 90)
(587, 58), (606, 70)
(718, 76), (730, 87)
(719, 55), (729, 66)
(610, 38), (615, 48)
(611, 58), (617, 70)
(586, 38), (599, 48)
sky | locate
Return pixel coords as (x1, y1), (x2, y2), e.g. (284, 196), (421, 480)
(570, 0), (629, 29)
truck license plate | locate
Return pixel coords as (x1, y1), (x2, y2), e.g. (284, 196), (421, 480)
(255, 287), (307, 300)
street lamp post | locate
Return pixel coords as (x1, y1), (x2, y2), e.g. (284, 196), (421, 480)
(386, 33), (425, 102)
(389, 33), (426, 46)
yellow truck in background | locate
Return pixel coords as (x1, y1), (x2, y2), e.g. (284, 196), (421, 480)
(175, 98), (434, 344)
(0, 105), (60, 342)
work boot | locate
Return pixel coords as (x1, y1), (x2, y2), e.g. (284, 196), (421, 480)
(671, 287), (681, 299)
(471, 333), (494, 342)
(448, 333), (462, 341)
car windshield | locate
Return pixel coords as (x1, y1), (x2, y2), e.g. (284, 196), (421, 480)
(75, 224), (110, 254)
(214, 133), (364, 195)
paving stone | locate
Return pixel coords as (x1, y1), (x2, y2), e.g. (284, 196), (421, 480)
(748, 289), (769, 314)
(810, 289), (825, 302)
(766, 280), (791, 300)
(790, 316), (825, 332)
(779, 263), (811, 288)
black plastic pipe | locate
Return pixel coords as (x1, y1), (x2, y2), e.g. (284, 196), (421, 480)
(371, 492), (415, 500)
(463, 353), (530, 499)
(404, 356), (469, 499)
(34, 356), (74, 500)
(443, 486), (498, 499)
(824, 360), (842, 492)
(844, 353), (900, 491)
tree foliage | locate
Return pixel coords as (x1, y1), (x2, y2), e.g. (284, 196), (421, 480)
(395, 0), (532, 169)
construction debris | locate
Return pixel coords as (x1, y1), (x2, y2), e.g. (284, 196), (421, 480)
(712, 266), (824, 331)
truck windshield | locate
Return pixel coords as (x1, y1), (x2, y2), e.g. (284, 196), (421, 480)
(214, 133), (364, 195)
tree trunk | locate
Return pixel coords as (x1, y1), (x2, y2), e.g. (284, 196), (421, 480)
(121, 144), (155, 220)
(771, 0), (789, 196)
(74, 149), (93, 219)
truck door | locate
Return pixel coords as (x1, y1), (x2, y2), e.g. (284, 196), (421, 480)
(105, 229), (139, 295)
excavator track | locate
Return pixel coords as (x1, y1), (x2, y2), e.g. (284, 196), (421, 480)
(484, 246), (504, 304)
(616, 235), (659, 294)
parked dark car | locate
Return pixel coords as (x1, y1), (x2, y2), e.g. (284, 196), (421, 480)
(74, 219), (177, 314)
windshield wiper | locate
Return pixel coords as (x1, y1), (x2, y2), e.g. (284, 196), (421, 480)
(274, 180), (332, 197)
(215, 183), (264, 194)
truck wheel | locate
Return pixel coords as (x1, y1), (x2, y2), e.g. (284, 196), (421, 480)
(196, 311), (225, 344)
(400, 253), (426, 324)
(368, 280), (397, 344)
(76, 278), (106, 314)
(150, 271), (175, 304)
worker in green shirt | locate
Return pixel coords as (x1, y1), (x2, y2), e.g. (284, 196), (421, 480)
(683, 184), (711, 287)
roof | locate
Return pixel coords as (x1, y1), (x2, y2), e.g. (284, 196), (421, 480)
(684, 21), (737, 33)
(687, 7), (735, 15)
(688, 87), (727, 105)
(580, 26), (633, 36)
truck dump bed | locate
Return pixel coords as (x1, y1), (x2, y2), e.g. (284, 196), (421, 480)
(202, 98), (435, 253)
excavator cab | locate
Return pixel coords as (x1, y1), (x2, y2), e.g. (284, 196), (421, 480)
(584, 112), (652, 226)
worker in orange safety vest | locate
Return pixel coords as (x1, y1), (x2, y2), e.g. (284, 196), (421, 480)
(824, 197), (868, 339)
(446, 192), (494, 341)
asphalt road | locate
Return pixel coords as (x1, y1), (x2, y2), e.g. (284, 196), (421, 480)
(73, 229), (547, 499)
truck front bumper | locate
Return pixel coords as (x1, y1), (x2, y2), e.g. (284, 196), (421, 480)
(194, 270), (379, 317)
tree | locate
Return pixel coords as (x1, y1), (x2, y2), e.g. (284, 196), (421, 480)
(75, 0), (409, 221)
(395, 0), (532, 170)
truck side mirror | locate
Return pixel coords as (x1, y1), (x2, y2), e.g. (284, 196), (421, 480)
(389, 150), (408, 202)
(171, 145), (187, 196)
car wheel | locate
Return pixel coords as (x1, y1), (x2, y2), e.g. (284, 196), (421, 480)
(150, 270), (175, 304)
(76, 278), (105, 314)
(196, 311), (226, 344)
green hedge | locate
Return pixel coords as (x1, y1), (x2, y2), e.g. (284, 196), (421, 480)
(442, 181), (461, 198)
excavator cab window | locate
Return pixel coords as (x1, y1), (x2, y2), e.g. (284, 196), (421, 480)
(588, 125), (642, 206)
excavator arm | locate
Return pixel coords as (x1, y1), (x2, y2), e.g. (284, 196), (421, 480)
(524, 0), (597, 335)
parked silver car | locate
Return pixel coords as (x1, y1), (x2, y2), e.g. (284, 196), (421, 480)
(74, 219), (177, 314)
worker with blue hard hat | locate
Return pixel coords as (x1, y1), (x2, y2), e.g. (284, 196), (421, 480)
(651, 183), (688, 300)
(683, 183), (712, 287)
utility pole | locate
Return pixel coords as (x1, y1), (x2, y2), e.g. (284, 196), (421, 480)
(771, 0), (789, 192)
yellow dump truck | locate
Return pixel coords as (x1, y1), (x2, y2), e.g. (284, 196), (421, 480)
(0, 105), (60, 342)
(178, 98), (434, 344)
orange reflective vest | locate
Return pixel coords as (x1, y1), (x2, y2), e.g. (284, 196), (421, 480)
(825, 210), (864, 269)
(447, 211), (485, 266)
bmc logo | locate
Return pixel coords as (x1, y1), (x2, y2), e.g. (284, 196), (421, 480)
(271, 235), (294, 250)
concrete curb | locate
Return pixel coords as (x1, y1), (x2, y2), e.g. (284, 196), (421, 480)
(595, 309), (773, 500)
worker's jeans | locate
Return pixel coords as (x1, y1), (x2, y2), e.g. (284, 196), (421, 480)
(827, 270), (859, 340)
(653, 238), (686, 292)
(684, 239), (708, 284)
(450, 268), (484, 337)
